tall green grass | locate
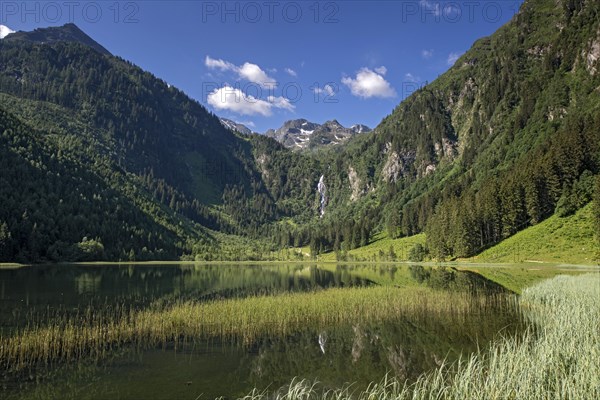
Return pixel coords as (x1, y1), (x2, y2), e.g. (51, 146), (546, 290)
(238, 273), (600, 399)
(0, 286), (501, 375)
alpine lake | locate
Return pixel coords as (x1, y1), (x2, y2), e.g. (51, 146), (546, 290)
(0, 263), (527, 399)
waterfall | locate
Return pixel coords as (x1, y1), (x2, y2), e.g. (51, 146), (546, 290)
(317, 175), (327, 218)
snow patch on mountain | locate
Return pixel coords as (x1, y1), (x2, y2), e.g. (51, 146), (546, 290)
(351, 124), (372, 134)
(0, 25), (15, 39)
(219, 118), (255, 135)
(265, 119), (371, 151)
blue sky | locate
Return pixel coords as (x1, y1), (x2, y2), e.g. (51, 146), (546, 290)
(1, 1), (523, 132)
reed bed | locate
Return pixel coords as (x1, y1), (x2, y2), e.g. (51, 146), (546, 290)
(0, 286), (502, 375)
(238, 273), (600, 400)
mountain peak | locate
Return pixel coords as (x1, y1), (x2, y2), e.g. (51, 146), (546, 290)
(219, 118), (256, 135)
(324, 119), (343, 128)
(2, 23), (111, 55)
(350, 124), (372, 134)
(265, 119), (371, 151)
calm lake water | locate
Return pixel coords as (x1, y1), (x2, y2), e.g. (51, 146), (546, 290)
(0, 263), (524, 399)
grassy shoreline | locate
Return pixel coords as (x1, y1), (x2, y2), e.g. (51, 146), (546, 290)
(0, 263), (27, 270)
(239, 273), (600, 399)
(4, 260), (596, 294)
(2, 204), (597, 269)
(454, 264), (598, 294)
(3, 259), (598, 268)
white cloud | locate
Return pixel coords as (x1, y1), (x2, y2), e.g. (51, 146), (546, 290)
(205, 56), (275, 88)
(240, 120), (256, 128)
(208, 86), (270, 116)
(267, 95), (295, 111)
(405, 73), (420, 83)
(205, 56), (236, 71)
(420, 1), (460, 18)
(445, 3), (461, 17)
(420, 0), (441, 16)
(207, 85), (294, 116)
(285, 68), (297, 77)
(421, 49), (434, 59)
(0, 25), (15, 39)
(342, 67), (396, 99)
(447, 52), (462, 65)
(324, 84), (335, 96)
(238, 62), (275, 87)
(313, 84), (336, 97)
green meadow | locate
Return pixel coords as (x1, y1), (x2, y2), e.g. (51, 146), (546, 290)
(477, 203), (598, 265)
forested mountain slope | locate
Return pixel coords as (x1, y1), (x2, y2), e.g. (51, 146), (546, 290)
(0, 23), (332, 262)
(0, 0), (599, 263)
(0, 105), (185, 261)
(0, 27), (255, 206)
(270, 0), (600, 259)
(0, 24), (277, 261)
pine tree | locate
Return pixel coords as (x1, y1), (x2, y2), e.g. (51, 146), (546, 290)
(388, 245), (397, 261)
(0, 221), (10, 262)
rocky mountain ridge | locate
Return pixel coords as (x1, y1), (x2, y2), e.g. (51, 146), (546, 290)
(265, 119), (371, 151)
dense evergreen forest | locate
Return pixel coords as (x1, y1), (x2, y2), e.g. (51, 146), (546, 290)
(0, 0), (599, 263)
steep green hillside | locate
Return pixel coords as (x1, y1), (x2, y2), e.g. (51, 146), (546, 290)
(0, 25), (282, 262)
(477, 202), (598, 264)
(0, 33), (253, 206)
(280, 0), (600, 260)
(0, 106), (189, 261)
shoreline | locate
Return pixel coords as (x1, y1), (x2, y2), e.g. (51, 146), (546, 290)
(2, 259), (598, 269)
